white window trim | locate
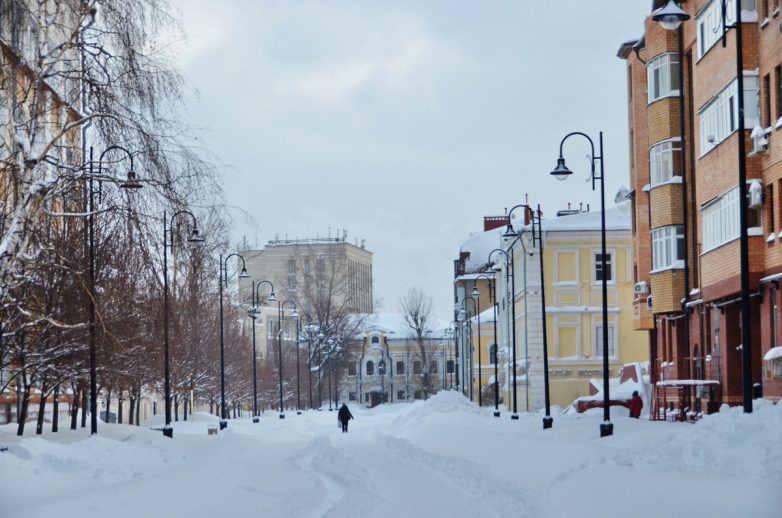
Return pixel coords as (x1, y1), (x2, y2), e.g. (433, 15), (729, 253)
(592, 319), (618, 361)
(554, 318), (581, 359)
(647, 53), (681, 104)
(702, 187), (740, 252)
(696, 0), (758, 62)
(652, 225), (686, 271)
(649, 137), (683, 187)
(698, 73), (759, 157)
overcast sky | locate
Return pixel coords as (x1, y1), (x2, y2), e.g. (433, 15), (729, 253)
(169, 0), (651, 320)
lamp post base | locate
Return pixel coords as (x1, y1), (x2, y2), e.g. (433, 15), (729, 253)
(252, 417), (259, 423)
(219, 420), (227, 430)
(543, 416), (553, 429)
(279, 414), (285, 419)
(511, 413), (519, 420)
(296, 411), (302, 415)
(600, 421), (614, 437)
(493, 410), (500, 417)
(162, 427), (173, 438)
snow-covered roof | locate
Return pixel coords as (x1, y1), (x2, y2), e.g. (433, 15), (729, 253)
(362, 313), (451, 339)
(763, 346), (782, 361)
(459, 228), (502, 273)
(515, 202), (631, 233)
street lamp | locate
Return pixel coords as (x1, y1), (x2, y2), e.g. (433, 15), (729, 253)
(327, 338), (335, 411)
(249, 280), (276, 422)
(459, 294), (479, 403)
(652, 0), (752, 413)
(488, 248), (519, 419)
(218, 253), (250, 429)
(161, 210), (203, 438)
(299, 317), (318, 410)
(505, 204), (553, 429)
(278, 300), (299, 418)
(317, 332), (324, 408)
(378, 357), (386, 404)
(474, 273), (499, 417)
(87, 145), (142, 435)
(551, 130), (613, 437)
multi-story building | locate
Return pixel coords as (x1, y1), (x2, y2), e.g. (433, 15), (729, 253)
(342, 313), (450, 407)
(508, 204), (649, 412)
(239, 234), (373, 317)
(618, 0), (782, 417)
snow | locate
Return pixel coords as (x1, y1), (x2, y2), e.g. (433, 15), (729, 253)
(529, 205), (630, 232)
(764, 346), (782, 361)
(459, 228), (502, 272)
(1, 394), (779, 518)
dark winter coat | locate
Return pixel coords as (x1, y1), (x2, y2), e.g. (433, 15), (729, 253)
(338, 404), (353, 423)
(629, 395), (643, 418)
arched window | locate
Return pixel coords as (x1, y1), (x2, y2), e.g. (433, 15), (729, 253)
(429, 360), (437, 374)
(366, 360), (374, 375)
(489, 343), (497, 364)
(371, 336), (379, 344)
(413, 360), (422, 374)
(396, 360), (405, 375)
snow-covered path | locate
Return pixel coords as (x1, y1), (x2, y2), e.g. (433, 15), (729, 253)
(1, 392), (779, 518)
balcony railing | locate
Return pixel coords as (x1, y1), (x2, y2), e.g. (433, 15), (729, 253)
(656, 355), (721, 383)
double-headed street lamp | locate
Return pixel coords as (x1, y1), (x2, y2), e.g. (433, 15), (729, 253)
(651, 0), (753, 414)
(504, 204), (552, 429)
(458, 294), (479, 403)
(299, 316), (318, 410)
(488, 248), (518, 419)
(551, 130), (613, 437)
(218, 253), (250, 429)
(161, 210), (204, 438)
(249, 280), (276, 422)
(277, 300), (299, 418)
(87, 145), (142, 435)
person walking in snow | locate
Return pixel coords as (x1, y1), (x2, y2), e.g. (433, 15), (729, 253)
(629, 390), (643, 419)
(338, 403), (354, 432)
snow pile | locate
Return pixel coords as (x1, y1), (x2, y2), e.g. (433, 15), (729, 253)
(391, 390), (484, 428)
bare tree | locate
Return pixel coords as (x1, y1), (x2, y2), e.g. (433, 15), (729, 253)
(400, 287), (434, 397)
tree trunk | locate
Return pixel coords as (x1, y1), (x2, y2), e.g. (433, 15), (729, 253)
(35, 379), (48, 435)
(80, 386), (87, 428)
(70, 384), (80, 430)
(117, 389), (123, 424)
(52, 385), (59, 433)
(174, 393), (179, 421)
(16, 384), (30, 436)
(105, 390), (111, 424)
(183, 394), (188, 421)
(129, 395), (136, 425)
(135, 385), (141, 426)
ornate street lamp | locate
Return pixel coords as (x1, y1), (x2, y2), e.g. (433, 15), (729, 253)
(473, 273), (499, 416)
(488, 248), (519, 419)
(218, 253), (250, 429)
(277, 300), (299, 418)
(249, 280), (276, 422)
(161, 210), (203, 438)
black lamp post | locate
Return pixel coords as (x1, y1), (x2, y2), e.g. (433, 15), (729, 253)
(474, 273), (499, 417)
(327, 338), (334, 411)
(489, 248), (519, 419)
(87, 145), (142, 435)
(378, 357), (386, 403)
(551, 130), (613, 437)
(250, 280), (276, 422)
(317, 332), (324, 408)
(300, 318), (318, 410)
(218, 253), (250, 429)
(652, 0), (753, 413)
(277, 300), (299, 418)
(162, 210), (204, 438)
(459, 294), (479, 403)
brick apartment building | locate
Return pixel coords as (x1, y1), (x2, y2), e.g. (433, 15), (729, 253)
(618, 0), (782, 419)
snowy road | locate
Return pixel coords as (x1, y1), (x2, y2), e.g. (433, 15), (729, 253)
(1, 392), (779, 518)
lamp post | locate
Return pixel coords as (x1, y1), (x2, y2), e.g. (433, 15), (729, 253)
(551, 130), (613, 437)
(87, 145), (142, 435)
(300, 318), (318, 410)
(652, 0), (752, 413)
(459, 294), (480, 403)
(489, 248), (519, 419)
(277, 300), (299, 418)
(378, 357), (386, 404)
(317, 332), (324, 408)
(295, 319), (302, 414)
(474, 273), (499, 417)
(218, 253), (250, 429)
(327, 338), (334, 411)
(161, 210), (204, 438)
(250, 280), (276, 422)
(504, 205), (552, 429)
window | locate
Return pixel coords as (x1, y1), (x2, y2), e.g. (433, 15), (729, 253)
(594, 324), (616, 358)
(768, 183), (775, 234)
(366, 361), (374, 376)
(649, 139), (682, 186)
(316, 257), (325, 292)
(594, 252), (613, 282)
(776, 65), (782, 120)
(414, 390), (423, 400)
(348, 362), (356, 376)
(397, 390), (405, 399)
(396, 360), (405, 375)
(446, 360), (455, 374)
(698, 75), (760, 156)
(413, 361), (422, 374)
(763, 74), (771, 128)
(348, 392), (356, 401)
(697, 0), (757, 60)
(647, 53), (680, 103)
(430, 361), (438, 374)
(703, 187), (740, 251)
(652, 226), (685, 270)
(371, 336), (379, 344)
(489, 344), (497, 364)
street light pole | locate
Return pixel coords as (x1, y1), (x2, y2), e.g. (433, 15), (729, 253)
(250, 280), (276, 422)
(218, 253), (250, 429)
(327, 338), (334, 411)
(551, 130), (612, 437)
(87, 145), (142, 435)
(652, 0), (753, 413)
(278, 300), (299, 418)
(295, 319), (301, 414)
(474, 274), (498, 416)
(489, 248), (519, 419)
(162, 210), (203, 438)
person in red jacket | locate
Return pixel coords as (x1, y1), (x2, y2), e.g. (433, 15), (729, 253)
(629, 390), (643, 418)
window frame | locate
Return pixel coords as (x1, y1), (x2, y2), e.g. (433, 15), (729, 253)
(593, 250), (614, 284)
(649, 138), (683, 187)
(647, 53), (681, 103)
(652, 225), (686, 271)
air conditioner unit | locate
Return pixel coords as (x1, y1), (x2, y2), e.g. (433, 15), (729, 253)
(750, 126), (769, 155)
(633, 281), (649, 295)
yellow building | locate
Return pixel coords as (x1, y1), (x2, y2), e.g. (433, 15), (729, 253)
(496, 202), (649, 413)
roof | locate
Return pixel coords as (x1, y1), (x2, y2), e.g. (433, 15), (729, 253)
(459, 228), (502, 273)
(516, 201), (631, 233)
(362, 313), (451, 339)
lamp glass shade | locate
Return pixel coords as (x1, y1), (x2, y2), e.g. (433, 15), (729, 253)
(502, 223), (518, 239)
(457, 309), (467, 322)
(550, 157), (572, 181)
(188, 228), (205, 243)
(120, 170), (143, 189)
(239, 268), (250, 278)
(471, 287), (480, 297)
(267, 292), (277, 302)
(652, 0), (689, 31)
(291, 310), (300, 320)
